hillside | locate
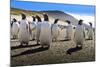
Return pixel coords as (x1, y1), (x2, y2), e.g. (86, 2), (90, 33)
(10, 8), (90, 28)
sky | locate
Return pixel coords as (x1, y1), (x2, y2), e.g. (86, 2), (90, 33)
(18, 0), (95, 5)
(11, 0), (95, 16)
(11, 0), (96, 27)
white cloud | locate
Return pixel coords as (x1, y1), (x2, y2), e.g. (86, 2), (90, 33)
(67, 13), (95, 27)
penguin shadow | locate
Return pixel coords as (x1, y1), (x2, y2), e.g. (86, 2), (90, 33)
(11, 46), (48, 57)
(11, 44), (40, 50)
(66, 46), (82, 55)
(85, 38), (93, 41)
(30, 39), (36, 41)
(11, 38), (17, 40)
(58, 39), (71, 42)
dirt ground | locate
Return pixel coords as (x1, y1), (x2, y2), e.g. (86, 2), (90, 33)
(11, 29), (95, 66)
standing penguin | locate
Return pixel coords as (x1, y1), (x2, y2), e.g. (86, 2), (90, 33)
(30, 16), (37, 40)
(51, 19), (60, 41)
(67, 20), (85, 55)
(66, 20), (73, 40)
(18, 14), (30, 46)
(39, 13), (52, 49)
(74, 20), (85, 48)
(35, 15), (42, 45)
(11, 18), (19, 39)
(88, 22), (94, 40)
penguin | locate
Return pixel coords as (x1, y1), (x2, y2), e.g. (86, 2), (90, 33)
(66, 20), (73, 40)
(18, 14), (30, 46)
(84, 28), (88, 39)
(39, 13), (52, 49)
(11, 20), (13, 39)
(66, 20), (85, 55)
(88, 22), (94, 40)
(74, 20), (85, 48)
(29, 16), (37, 40)
(35, 15), (42, 45)
(11, 18), (19, 39)
(51, 19), (60, 41)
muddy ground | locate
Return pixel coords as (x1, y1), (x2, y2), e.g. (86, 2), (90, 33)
(11, 29), (95, 66)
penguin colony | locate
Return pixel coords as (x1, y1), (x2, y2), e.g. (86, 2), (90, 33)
(11, 13), (94, 52)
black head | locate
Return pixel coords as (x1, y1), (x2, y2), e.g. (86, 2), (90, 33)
(89, 22), (92, 27)
(43, 13), (49, 21)
(32, 16), (36, 21)
(54, 19), (59, 24)
(13, 18), (17, 22)
(21, 13), (26, 20)
(78, 19), (83, 25)
(35, 15), (42, 22)
(66, 20), (71, 24)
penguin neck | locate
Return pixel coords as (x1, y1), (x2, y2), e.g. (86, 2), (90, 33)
(54, 23), (57, 25)
(32, 21), (35, 22)
(78, 24), (83, 27)
(44, 20), (48, 22)
(22, 18), (26, 20)
(12, 21), (14, 24)
(38, 21), (41, 23)
(14, 22), (16, 23)
(44, 21), (49, 23)
(21, 19), (27, 23)
(68, 23), (71, 25)
(90, 26), (92, 28)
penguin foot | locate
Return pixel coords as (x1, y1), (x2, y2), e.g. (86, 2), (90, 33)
(32, 39), (35, 41)
(12, 37), (15, 40)
(76, 45), (83, 49)
(13, 35), (17, 39)
(20, 42), (24, 46)
(37, 41), (40, 45)
(66, 51), (71, 55)
(30, 39), (35, 41)
(67, 39), (71, 41)
(41, 44), (50, 49)
(26, 42), (29, 46)
(19, 44), (23, 47)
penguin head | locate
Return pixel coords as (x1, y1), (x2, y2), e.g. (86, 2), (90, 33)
(66, 20), (71, 24)
(13, 18), (17, 22)
(32, 16), (36, 21)
(18, 21), (20, 24)
(54, 19), (59, 24)
(73, 27), (76, 29)
(21, 13), (26, 20)
(35, 15), (42, 22)
(43, 13), (49, 21)
(78, 19), (83, 25)
(89, 22), (92, 27)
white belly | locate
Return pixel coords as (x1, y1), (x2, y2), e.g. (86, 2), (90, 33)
(11, 23), (19, 36)
(66, 27), (73, 39)
(40, 23), (52, 45)
(18, 22), (30, 42)
(30, 22), (37, 39)
(36, 23), (41, 41)
(31, 29), (36, 39)
(88, 29), (94, 37)
(52, 26), (59, 39)
(74, 28), (85, 44)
